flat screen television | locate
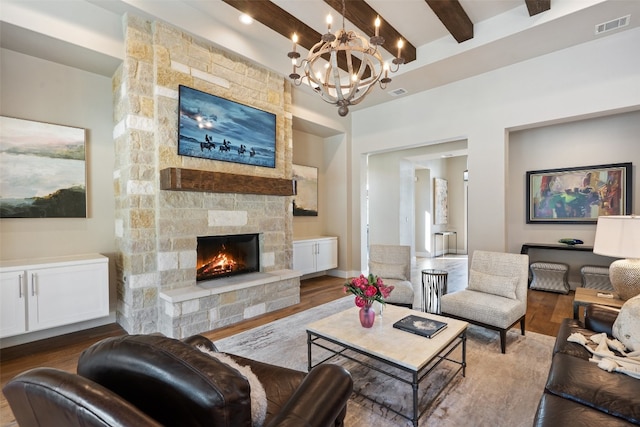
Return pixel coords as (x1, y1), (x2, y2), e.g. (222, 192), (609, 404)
(177, 85), (276, 168)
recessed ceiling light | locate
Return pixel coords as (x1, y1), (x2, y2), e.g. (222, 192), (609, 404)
(239, 14), (253, 25)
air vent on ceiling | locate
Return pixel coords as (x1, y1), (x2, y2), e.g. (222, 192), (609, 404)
(388, 88), (408, 97)
(595, 15), (630, 35)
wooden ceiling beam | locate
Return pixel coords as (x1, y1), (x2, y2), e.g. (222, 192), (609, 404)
(323, 0), (417, 63)
(525, 0), (551, 17)
(221, 0), (317, 52)
(425, 0), (473, 43)
(221, 0), (364, 76)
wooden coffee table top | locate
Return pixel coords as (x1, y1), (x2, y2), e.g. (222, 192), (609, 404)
(306, 304), (467, 371)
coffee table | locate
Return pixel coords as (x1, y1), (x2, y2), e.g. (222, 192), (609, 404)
(573, 287), (625, 320)
(306, 304), (467, 426)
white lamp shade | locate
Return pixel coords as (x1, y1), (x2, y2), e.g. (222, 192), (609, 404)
(593, 215), (640, 259)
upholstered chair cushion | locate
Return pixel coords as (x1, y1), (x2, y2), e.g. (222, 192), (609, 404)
(368, 244), (414, 308)
(369, 261), (407, 280)
(467, 270), (519, 300)
(382, 279), (415, 304)
(439, 290), (524, 329)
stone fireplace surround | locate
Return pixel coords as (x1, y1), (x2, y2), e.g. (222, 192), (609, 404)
(113, 15), (300, 339)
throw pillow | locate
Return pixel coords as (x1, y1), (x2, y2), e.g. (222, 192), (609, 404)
(197, 346), (267, 427)
(467, 270), (519, 300)
(369, 261), (407, 280)
(612, 294), (640, 352)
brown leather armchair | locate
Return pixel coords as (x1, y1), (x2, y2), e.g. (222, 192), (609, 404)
(4, 334), (353, 427)
(3, 367), (162, 427)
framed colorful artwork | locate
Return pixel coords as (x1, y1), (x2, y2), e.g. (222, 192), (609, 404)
(526, 162), (632, 224)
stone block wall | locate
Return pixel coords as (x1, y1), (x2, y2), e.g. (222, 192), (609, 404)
(112, 14), (297, 337)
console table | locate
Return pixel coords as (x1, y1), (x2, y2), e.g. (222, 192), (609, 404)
(434, 231), (457, 257)
(520, 243), (617, 290)
(520, 243), (594, 254)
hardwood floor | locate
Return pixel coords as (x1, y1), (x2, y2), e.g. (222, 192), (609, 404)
(0, 259), (573, 426)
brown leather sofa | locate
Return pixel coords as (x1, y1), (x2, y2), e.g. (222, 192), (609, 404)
(534, 304), (640, 426)
(4, 334), (353, 427)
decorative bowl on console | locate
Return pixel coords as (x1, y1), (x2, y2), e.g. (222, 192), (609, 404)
(558, 238), (584, 246)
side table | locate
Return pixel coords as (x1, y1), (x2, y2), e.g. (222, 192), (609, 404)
(572, 287), (625, 320)
(421, 269), (448, 314)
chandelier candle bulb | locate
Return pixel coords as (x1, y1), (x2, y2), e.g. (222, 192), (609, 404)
(292, 33), (298, 53)
(286, 0), (402, 116)
(397, 39), (404, 58)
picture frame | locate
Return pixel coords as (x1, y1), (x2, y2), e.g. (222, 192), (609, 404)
(177, 85), (276, 168)
(526, 162), (632, 224)
(434, 178), (448, 225)
(0, 116), (87, 218)
(292, 164), (318, 216)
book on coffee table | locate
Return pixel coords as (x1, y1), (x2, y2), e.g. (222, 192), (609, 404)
(393, 315), (448, 338)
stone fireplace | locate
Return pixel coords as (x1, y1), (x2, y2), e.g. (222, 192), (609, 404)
(112, 15), (299, 339)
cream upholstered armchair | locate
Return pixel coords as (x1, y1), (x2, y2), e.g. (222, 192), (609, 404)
(368, 244), (415, 308)
(440, 250), (529, 353)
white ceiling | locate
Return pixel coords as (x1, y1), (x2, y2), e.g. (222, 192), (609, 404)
(2, 0), (639, 125)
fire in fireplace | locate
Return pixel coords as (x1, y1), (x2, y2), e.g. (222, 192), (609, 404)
(197, 233), (260, 282)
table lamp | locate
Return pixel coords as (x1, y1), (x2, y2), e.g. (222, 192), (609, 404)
(593, 215), (640, 300)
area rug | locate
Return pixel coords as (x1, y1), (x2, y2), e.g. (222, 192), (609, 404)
(215, 297), (553, 426)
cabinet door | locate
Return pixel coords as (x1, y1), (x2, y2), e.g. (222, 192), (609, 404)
(0, 270), (27, 338)
(315, 239), (338, 271)
(27, 261), (109, 332)
(293, 241), (316, 275)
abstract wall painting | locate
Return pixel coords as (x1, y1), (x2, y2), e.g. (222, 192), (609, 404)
(0, 116), (87, 218)
(434, 178), (448, 225)
(292, 164), (318, 216)
(526, 162), (632, 224)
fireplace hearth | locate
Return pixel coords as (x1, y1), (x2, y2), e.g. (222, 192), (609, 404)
(197, 234), (260, 282)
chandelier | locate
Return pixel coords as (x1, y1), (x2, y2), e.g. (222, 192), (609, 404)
(287, 0), (404, 116)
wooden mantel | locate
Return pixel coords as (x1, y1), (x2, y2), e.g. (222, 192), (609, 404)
(159, 167), (295, 196)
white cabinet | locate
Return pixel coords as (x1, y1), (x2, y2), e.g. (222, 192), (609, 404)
(293, 237), (337, 275)
(0, 270), (27, 338)
(0, 254), (109, 339)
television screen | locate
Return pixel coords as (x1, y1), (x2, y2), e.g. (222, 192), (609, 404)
(177, 85), (276, 168)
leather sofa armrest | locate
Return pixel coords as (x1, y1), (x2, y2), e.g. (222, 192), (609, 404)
(264, 363), (353, 427)
(584, 304), (620, 336)
(78, 335), (252, 426)
(4, 367), (162, 427)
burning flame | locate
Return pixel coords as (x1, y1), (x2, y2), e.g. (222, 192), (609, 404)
(198, 250), (244, 279)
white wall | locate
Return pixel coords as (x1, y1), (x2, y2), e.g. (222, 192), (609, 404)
(292, 129), (350, 277)
(445, 155), (468, 255)
(0, 49), (117, 326)
(349, 27), (640, 270)
(508, 111), (640, 249)
(292, 129), (325, 238)
(414, 169), (431, 256)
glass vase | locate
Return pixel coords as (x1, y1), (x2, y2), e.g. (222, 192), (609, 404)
(359, 302), (376, 328)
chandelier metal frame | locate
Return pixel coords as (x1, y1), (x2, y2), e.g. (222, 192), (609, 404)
(287, 0), (404, 116)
